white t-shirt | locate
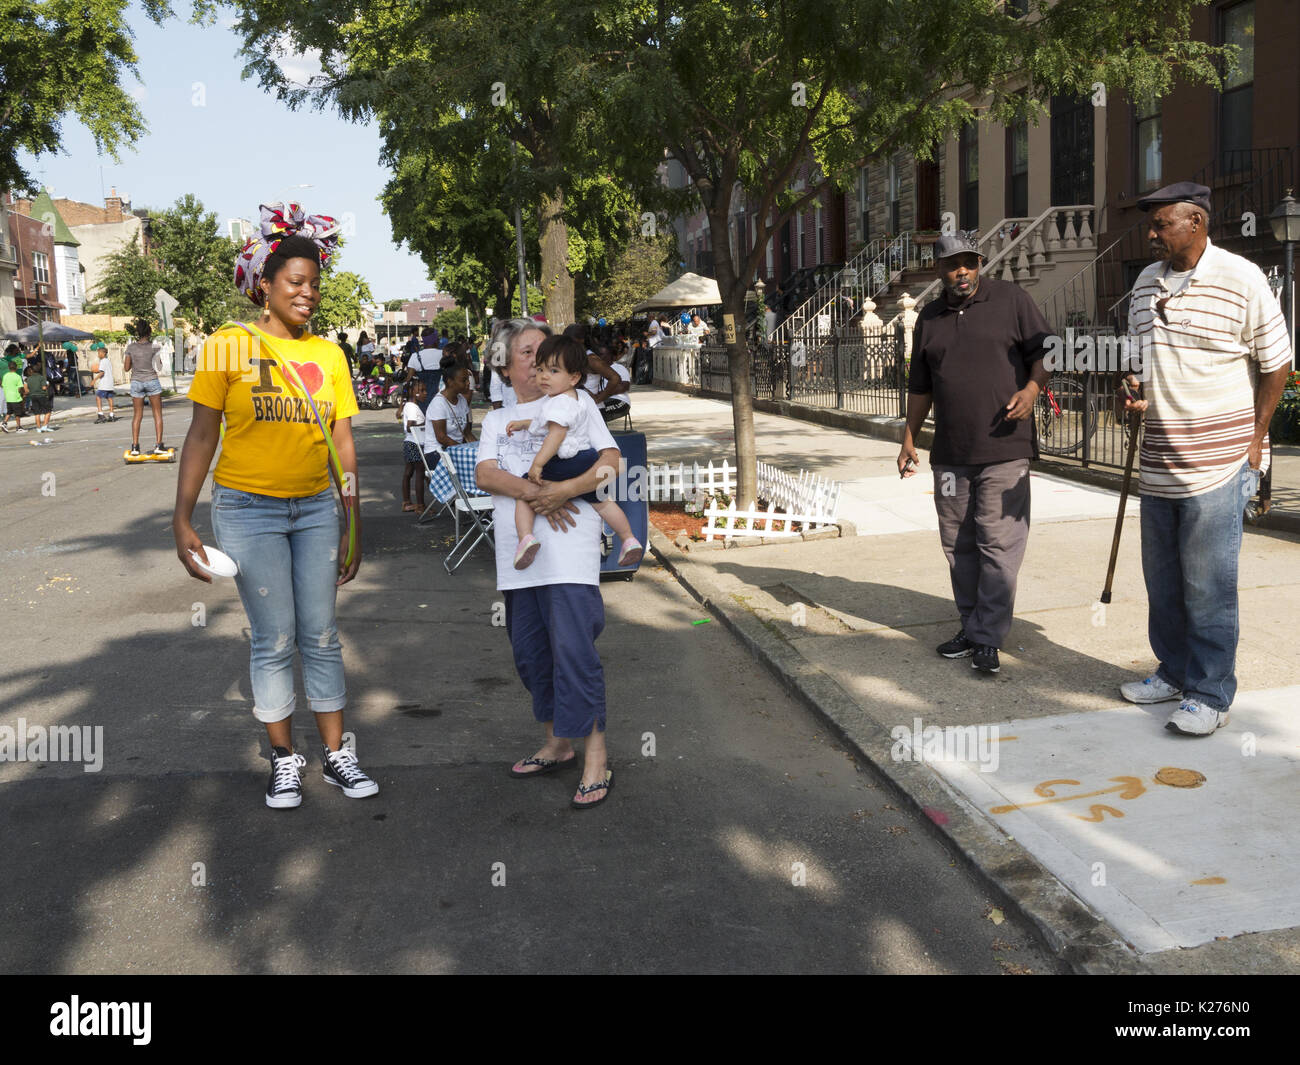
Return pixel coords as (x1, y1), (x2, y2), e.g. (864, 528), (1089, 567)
(687, 319), (708, 339)
(647, 320), (662, 348)
(409, 347), (441, 374)
(584, 363), (631, 409)
(478, 397), (617, 592)
(400, 401), (425, 448)
(425, 392), (470, 452)
(95, 355), (116, 391)
(489, 372), (516, 409)
(525, 390), (602, 459)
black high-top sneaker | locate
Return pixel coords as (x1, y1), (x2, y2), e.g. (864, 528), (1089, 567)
(267, 746), (306, 809)
(322, 744), (379, 798)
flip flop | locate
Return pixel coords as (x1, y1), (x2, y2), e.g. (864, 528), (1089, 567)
(402, 503), (419, 512)
(509, 754), (577, 778)
(571, 769), (614, 809)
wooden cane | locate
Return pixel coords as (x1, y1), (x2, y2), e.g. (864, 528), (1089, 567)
(1101, 383), (1142, 604)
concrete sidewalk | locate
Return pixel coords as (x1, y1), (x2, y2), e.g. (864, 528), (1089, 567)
(632, 385), (1300, 973)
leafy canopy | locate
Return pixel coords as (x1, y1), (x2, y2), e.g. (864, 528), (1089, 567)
(0, 0), (173, 191)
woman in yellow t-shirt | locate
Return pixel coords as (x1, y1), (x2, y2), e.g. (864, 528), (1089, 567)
(172, 208), (376, 810)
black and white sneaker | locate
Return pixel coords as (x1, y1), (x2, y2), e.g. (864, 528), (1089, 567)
(129, 443), (140, 456)
(936, 628), (974, 658)
(267, 746), (306, 809)
(322, 744), (379, 798)
(971, 645), (1001, 673)
(152, 442), (168, 455)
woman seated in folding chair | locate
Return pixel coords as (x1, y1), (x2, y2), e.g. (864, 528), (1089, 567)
(584, 341), (632, 426)
(476, 317), (623, 810)
(423, 354), (476, 470)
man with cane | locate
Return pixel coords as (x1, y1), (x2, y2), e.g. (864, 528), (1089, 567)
(1116, 181), (1291, 735)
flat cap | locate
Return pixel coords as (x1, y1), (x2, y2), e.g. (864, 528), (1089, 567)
(1137, 181), (1211, 214)
(934, 233), (984, 261)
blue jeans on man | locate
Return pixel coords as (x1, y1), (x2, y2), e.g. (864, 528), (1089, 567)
(1140, 460), (1260, 711)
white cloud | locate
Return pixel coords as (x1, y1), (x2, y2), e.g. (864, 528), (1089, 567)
(275, 36), (325, 86)
(129, 84), (148, 102)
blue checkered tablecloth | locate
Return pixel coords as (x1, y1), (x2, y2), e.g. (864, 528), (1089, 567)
(427, 442), (487, 503)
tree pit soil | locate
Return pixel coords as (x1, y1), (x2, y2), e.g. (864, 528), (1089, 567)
(649, 502), (708, 541)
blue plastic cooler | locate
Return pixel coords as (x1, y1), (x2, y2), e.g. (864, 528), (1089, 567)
(599, 431), (649, 580)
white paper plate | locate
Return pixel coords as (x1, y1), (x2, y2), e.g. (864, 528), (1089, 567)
(190, 546), (238, 578)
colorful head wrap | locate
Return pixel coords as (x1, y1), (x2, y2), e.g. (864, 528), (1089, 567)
(234, 201), (341, 307)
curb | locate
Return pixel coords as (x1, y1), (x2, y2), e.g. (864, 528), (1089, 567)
(649, 524), (1144, 974)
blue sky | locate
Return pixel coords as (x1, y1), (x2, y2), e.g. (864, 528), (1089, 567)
(19, 5), (435, 301)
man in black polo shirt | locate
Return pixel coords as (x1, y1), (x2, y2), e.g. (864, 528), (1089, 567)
(898, 234), (1051, 674)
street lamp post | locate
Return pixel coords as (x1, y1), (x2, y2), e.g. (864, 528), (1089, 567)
(1268, 188), (1300, 365)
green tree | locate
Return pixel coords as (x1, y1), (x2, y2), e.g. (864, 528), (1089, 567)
(590, 0), (1225, 505)
(315, 269), (373, 333)
(218, 0), (666, 328)
(584, 232), (677, 322)
(87, 233), (164, 320)
(147, 193), (244, 332)
(383, 297), (406, 311)
(0, 0), (172, 191)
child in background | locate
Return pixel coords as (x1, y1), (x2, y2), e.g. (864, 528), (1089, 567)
(506, 334), (642, 570)
(399, 379), (428, 513)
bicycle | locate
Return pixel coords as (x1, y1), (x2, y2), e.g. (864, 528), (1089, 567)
(1034, 373), (1096, 455)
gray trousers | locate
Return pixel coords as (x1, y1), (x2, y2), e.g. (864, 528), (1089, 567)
(932, 459), (1031, 648)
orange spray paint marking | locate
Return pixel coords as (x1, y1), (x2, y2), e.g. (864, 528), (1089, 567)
(991, 776), (1146, 815)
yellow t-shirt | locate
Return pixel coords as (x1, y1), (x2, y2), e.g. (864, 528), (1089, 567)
(189, 323), (359, 498)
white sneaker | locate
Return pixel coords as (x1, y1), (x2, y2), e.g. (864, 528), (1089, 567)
(1120, 674), (1182, 704)
(1165, 698), (1229, 736)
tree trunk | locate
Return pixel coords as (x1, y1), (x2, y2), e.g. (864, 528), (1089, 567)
(538, 187), (574, 328)
(711, 229), (756, 508)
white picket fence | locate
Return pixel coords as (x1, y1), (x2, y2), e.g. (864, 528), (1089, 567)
(646, 457), (841, 541)
(702, 501), (837, 541)
(756, 461), (841, 521)
(647, 460), (737, 502)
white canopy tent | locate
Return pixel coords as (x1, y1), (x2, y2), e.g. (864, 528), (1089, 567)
(631, 272), (721, 313)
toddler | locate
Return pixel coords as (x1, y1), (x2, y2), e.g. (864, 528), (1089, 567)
(506, 335), (642, 569)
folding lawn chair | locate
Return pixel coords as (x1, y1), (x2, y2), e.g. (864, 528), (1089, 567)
(441, 451), (496, 574)
(416, 448), (451, 525)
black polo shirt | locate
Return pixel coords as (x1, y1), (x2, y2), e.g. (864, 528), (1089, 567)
(908, 276), (1051, 466)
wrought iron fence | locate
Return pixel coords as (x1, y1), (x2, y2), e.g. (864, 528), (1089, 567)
(671, 341), (1139, 473)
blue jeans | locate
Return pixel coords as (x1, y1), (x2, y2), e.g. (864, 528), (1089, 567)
(1140, 461), (1260, 711)
(211, 484), (346, 723)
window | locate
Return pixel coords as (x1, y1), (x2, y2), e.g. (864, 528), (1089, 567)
(1219, 1), (1254, 172)
(815, 204), (825, 263)
(765, 212), (774, 275)
(1134, 91), (1162, 193)
(960, 122), (979, 231)
(1006, 115), (1029, 217)
(887, 156), (902, 234)
(33, 251), (49, 285)
(856, 167), (871, 245)
(796, 211), (805, 269)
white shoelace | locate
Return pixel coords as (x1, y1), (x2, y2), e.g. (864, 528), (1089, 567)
(327, 747), (366, 784)
(273, 752), (306, 792)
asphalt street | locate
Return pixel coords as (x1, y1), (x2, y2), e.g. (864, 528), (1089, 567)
(0, 401), (1061, 974)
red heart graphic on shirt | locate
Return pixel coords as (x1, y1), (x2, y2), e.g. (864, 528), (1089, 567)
(287, 361), (324, 395)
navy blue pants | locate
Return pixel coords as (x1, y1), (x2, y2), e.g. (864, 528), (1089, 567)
(505, 584), (606, 737)
(542, 448), (601, 503)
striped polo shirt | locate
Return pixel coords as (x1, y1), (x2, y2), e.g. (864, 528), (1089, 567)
(1127, 238), (1292, 498)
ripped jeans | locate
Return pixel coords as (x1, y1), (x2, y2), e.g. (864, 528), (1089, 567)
(211, 483), (346, 722)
